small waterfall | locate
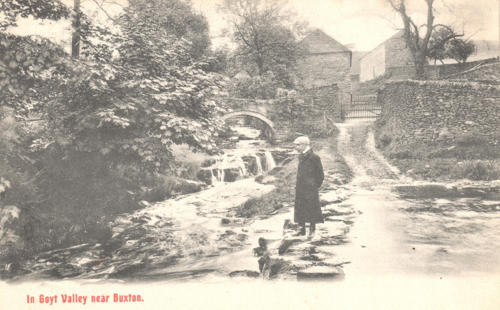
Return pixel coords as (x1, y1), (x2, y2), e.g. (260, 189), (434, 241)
(210, 170), (217, 185)
(216, 169), (225, 183)
(237, 159), (247, 177)
(264, 151), (276, 171)
(254, 155), (263, 175)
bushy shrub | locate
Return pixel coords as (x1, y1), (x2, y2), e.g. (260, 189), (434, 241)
(0, 0), (227, 260)
(379, 134), (392, 148)
(451, 160), (499, 181)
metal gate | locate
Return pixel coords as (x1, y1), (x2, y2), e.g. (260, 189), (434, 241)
(342, 94), (381, 119)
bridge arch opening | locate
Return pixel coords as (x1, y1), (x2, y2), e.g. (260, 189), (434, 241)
(222, 111), (275, 141)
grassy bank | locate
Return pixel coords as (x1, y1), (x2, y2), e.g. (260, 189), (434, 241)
(375, 124), (500, 181)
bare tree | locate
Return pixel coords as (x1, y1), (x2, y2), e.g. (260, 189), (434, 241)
(387, 0), (436, 79)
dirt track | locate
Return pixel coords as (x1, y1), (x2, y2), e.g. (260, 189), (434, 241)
(331, 120), (500, 278)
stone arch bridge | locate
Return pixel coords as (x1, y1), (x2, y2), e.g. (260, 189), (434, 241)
(222, 98), (278, 140)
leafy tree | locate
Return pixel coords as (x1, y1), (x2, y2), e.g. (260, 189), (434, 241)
(446, 38), (475, 63)
(427, 26), (463, 65)
(123, 0), (211, 59)
(0, 0), (227, 256)
(221, 0), (304, 79)
(0, 0), (69, 30)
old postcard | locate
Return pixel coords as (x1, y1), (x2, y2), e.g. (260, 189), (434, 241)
(0, 0), (499, 309)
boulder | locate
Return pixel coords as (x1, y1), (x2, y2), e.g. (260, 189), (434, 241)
(173, 178), (205, 195)
(196, 169), (213, 185)
(229, 270), (260, 278)
(278, 238), (302, 255)
(201, 159), (217, 168)
(260, 255), (292, 279)
(223, 168), (242, 182)
(241, 156), (259, 175)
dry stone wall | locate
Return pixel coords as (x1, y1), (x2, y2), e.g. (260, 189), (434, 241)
(376, 80), (500, 151)
(385, 58), (499, 81)
(270, 84), (341, 139)
(445, 62), (500, 82)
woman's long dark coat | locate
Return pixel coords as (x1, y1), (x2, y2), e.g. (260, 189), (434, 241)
(294, 149), (324, 224)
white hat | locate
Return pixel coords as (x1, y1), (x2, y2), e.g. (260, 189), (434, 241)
(293, 136), (310, 145)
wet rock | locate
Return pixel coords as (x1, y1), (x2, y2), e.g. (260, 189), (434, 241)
(296, 266), (344, 280)
(201, 159), (217, 168)
(310, 236), (348, 246)
(110, 260), (147, 278)
(241, 156), (259, 175)
(196, 169), (213, 185)
(268, 166), (283, 176)
(260, 255), (293, 279)
(236, 234), (248, 242)
(283, 219), (300, 231)
(322, 205), (354, 217)
(173, 178), (205, 195)
(224, 168), (241, 182)
(320, 192), (343, 205)
(322, 257), (350, 266)
(255, 175), (276, 184)
(229, 270), (260, 278)
(48, 263), (83, 278)
(270, 150), (292, 164)
(278, 238), (302, 255)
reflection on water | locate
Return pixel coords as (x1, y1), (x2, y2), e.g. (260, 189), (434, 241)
(398, 194), (500, 276)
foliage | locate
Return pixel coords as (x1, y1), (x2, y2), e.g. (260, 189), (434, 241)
(0, 0), (70, 30)
(0, 0), (227, 257)
(221, 0), (305, 86)
(427, 26), (463, 64)
(230, 71), (285, 99)
(270, 91), (334, 138)
(446, 38), (475, 63)
(125, 0), (211, 59)
(451, 160), (499, 181)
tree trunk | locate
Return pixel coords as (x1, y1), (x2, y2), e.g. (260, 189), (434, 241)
(414, 51), (426, 80)
(256, 56), (264, 76)
(72, 0), (80, 59)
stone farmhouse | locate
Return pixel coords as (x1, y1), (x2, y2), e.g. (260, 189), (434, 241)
(359, 30), (413, 82)
(297, 29), (352, 95)
(360, 31), (500, 82)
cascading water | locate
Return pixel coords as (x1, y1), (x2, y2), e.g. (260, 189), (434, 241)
(254, 155), (263, 175)
(264, 151), (276, 171)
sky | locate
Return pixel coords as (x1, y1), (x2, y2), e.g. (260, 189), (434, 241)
(191, 0), (499, 51)
(8, 0), (500, 52)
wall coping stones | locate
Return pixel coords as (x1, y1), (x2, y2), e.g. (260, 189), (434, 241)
(383, 79), (500, 91)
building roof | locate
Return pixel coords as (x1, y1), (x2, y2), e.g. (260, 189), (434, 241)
(360, 29), (405, 61)
(300, 29), (351, 54)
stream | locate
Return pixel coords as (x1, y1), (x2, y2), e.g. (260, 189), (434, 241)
(3, 120), (500, 282)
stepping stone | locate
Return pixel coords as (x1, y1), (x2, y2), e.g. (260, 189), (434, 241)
(278, 238), (302, 255)
(296, 266), (344, 280)
(229, 270), (260, 278)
